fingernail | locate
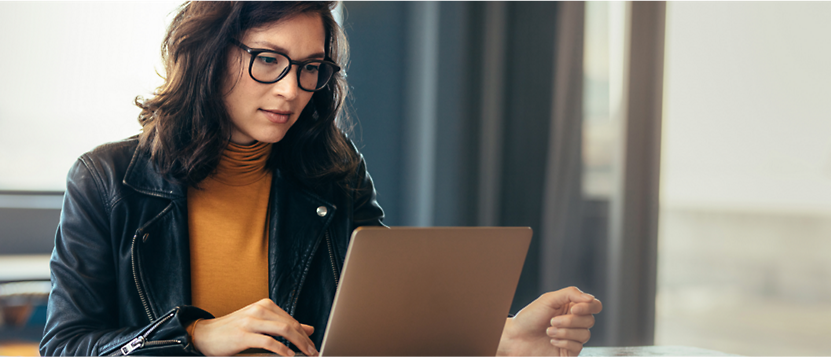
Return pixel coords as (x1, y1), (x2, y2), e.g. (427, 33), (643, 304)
(547, 327), (558, 337)
(550, 338), (561, 345)
(570, 306), (578, 314)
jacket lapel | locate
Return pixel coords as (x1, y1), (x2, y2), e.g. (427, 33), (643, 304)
(122, 146), (186, 200)
(122, 147), (191, 319)
(122, 146), (338, 319)
(268, 170), (337, 315)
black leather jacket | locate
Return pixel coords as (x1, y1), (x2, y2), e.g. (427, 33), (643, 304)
(40, 138), (385, 356)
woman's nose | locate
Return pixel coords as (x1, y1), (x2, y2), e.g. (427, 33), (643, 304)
(271, 65), (299, 100)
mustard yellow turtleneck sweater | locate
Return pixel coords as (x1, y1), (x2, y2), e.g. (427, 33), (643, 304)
(188, 141), (272, 318)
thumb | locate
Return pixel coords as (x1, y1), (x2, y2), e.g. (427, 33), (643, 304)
(538, 287), (595, 309)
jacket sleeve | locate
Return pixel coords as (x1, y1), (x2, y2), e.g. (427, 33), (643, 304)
(351, 153), (386, 228)
(39, 157), (212, 356)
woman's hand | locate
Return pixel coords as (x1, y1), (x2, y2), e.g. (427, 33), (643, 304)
(191, 298), (318, 356)
(497, 287), (602, 356)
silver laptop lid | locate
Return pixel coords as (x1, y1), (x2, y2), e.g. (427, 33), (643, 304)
(320, 227), (532, 356)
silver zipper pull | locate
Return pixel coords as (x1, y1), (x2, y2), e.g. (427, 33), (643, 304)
(120, 336), (145, 355)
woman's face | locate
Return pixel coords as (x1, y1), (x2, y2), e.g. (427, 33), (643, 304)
(223, 13), (325, 145)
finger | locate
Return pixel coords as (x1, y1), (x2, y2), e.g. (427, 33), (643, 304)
(245, 333), (296, 356)
(546, 327), (591, 344)
(253, 319), (318, 356)
(570, 299), (603, 315)
(302, 324), (315, 336)
(551, 314), (595, 329)
(246, 303), (318, 356)
(550, 338), (584, 357)
(244, 301), (317, 355)
(538, 287), (596, 309)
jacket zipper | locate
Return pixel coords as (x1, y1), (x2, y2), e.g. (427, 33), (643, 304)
(129, 202), (175, 323)
(111, 311), (181, 356)
(325, 230), (340, 286)
(131, 231), (154, 322)
(115, 338), (183, 356)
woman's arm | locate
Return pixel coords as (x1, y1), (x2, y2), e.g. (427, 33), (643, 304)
(39, 157), (211, 356)
(350, 153), (385, 227)
(496, 287), (603, 356)
(190, 298), (318, 356)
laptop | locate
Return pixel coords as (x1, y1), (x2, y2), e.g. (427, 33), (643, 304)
(318, 226), (532, 356)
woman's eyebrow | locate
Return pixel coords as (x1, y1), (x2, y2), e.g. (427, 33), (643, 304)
(250, 40), (325, 59)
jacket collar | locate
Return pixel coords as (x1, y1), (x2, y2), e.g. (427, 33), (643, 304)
(122, 145), (187, 200)
(120, 143), (336, 208)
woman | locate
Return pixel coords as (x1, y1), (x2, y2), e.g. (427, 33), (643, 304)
(40, 2), (602, 356)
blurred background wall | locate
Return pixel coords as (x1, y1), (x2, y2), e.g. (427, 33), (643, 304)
(1, 1), (830, 355)
(656, 2), (831, 355)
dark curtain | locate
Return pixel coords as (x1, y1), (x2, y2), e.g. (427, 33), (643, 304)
(344, 1), (664, 346)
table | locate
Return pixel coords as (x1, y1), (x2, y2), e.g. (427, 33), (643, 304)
(581, 346), (738, 356)
(282, 346), (742, 357)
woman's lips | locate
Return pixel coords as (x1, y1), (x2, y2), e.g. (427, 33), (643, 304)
(260, 109), (291, 124)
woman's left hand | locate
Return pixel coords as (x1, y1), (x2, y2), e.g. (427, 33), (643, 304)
(496, 286), (603, 356)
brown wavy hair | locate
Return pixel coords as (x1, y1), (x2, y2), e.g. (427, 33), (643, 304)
(136, 1), (358, 187)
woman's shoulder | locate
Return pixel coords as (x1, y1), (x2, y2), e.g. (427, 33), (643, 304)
(77, 136), (140, 174)
(62, 136), (148, 213)
(68, 136), (143, 192)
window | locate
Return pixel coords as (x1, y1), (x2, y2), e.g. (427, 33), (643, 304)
(0, 2), (180, 191)
(656, 2), (831, 354)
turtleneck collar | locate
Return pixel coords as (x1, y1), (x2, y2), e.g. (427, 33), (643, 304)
(211, 141), (273, 186)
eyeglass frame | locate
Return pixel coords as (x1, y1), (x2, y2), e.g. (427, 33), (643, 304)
(231, 39), (341, 92)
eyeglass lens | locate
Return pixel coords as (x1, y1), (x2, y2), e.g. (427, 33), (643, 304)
(251, 52), (335, 91)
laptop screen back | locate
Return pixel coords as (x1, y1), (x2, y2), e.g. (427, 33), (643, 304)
(320, 227), (532, 356)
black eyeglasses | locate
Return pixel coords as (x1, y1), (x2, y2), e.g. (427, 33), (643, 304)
(232, 39), (341, 92)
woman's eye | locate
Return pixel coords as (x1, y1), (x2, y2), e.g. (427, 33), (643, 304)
(257, 55), (279, 64)
(303, 64), (320, 72)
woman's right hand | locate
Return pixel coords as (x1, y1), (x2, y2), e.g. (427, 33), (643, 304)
(191, 298), (318, 356)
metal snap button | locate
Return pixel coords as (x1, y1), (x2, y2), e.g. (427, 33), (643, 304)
(316, 206), (328, 217)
